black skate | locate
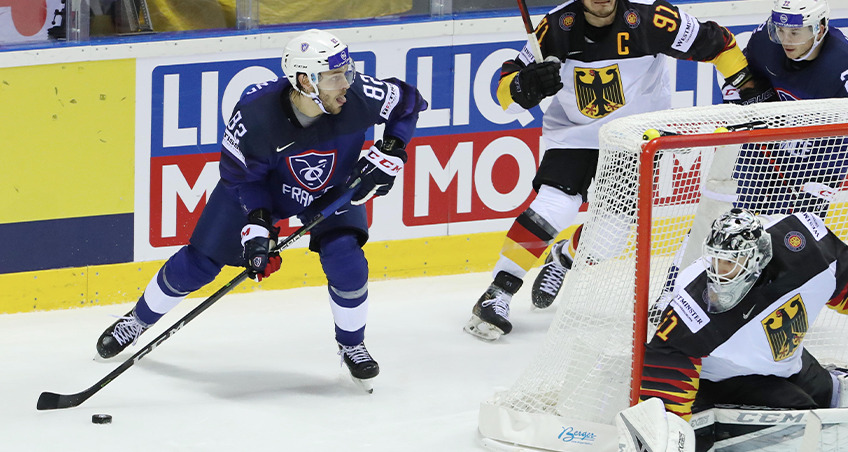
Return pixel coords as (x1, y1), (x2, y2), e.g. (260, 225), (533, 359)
(531, 239), (573, 309)
(464, 271), (523, 341)
(338, 342), (379, 393)
(96, 310), (149, 359)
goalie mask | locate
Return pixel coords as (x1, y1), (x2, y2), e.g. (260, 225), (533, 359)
(767, 0), (829, 61)
(702, 208), (773, 313)
(281, 29), (355, 113)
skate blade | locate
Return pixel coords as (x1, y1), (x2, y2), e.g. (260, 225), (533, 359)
(531, 297), (555, 310)
(350, 376), (374, 394)
(93, 352), (116, 363)
(463, 315), (504, 341)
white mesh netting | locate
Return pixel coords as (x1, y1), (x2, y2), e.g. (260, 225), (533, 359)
(480, 99), (848, 451)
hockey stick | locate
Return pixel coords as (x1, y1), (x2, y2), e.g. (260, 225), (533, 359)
(516, 0), (544, 62)
(36, 177), (361, 411)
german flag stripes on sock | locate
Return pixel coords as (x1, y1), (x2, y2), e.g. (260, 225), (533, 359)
(500, 208), (559, 272)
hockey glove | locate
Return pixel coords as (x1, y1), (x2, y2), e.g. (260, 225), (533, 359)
(351, 136), (407, 205)
(241, 208), (281, 281)
(509, 61), (563, 110)
(722, 67), (776, 105)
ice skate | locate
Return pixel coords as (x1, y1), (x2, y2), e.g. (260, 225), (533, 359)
(464, 271), (523, 341)
(338, 342), (379, 393)
(531, 239), (573, 309)
(96, 310), (149, 359)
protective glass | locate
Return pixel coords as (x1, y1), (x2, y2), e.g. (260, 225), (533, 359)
(768, 13), (816, 45)
(317, 62), (356, 91)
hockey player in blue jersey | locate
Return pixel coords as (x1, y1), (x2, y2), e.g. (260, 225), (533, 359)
(726, 0), (848, 217)
(728, 0), (848, 101)
(95, 29), (427, 389)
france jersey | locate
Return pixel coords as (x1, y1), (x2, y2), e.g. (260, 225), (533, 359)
(732, 26), (848, 217)
(745, 23), (848, 100)
(218, 74), (427, 220)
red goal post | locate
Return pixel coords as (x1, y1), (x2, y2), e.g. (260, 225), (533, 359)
(479, 99), (848, 452)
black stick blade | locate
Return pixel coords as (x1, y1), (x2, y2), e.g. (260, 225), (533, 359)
(37, 391), (88, 410)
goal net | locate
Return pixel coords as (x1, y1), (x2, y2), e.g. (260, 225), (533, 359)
(478, 98), (848, 452)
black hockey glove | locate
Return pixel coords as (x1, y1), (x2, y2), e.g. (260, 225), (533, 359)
(351, 136), (407, 205)
(241, 208), (281, 281)
(722, 67), (777, 105)
(509, 61), (563, 110)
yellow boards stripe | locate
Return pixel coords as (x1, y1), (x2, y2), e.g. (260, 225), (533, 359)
(0, 60), (135, 224)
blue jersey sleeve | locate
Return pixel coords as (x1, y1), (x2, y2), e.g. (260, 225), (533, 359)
(353, 74), (427, 144)
(379, 77), (428, 144)
(218, 99), (275, 215)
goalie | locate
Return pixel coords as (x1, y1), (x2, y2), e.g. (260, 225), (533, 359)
(625, 208), (848, 451)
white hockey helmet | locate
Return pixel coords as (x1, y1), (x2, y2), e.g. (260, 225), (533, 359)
(767, 0), (829, 59)
(702, 208), (773, 313)
(281, 29), (355, 96)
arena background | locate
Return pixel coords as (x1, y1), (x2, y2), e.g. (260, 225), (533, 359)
(2, 0), (847, 313)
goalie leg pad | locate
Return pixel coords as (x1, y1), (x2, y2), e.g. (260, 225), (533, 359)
(616, 398), (695, 452)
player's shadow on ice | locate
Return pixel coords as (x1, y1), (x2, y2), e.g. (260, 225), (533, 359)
(134, 358), (351, 399)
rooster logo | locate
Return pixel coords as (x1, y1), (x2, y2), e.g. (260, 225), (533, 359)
(287, 150), (336, 191)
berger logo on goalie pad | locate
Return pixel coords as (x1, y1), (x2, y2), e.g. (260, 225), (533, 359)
(762, 294), (809, 361)
(575, 64), (625, 119)
(287, 151), (336, 191)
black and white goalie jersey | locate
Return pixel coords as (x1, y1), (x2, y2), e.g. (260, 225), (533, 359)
(639, 212), (848, 419)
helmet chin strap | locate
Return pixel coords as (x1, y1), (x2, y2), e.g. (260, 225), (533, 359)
(308, 91), (330, 114)
(293, 85), (330, 115)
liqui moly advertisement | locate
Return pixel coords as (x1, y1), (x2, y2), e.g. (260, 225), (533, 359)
(134, 33), (726, 261)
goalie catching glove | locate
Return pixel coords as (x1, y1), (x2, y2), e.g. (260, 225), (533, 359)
(509, 60), (563, 109)
(616, 398), (695, 452)
(722, 66), (777, 105)
(351, 136), (407, 205)
(241, 208), (282, 282)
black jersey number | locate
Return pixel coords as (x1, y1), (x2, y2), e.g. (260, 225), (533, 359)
(652, 5), (680, 33)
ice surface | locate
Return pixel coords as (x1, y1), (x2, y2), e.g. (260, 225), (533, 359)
(4, 271), (554, 451)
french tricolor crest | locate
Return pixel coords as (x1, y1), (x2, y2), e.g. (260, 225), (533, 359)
(287, 150), (336, 191)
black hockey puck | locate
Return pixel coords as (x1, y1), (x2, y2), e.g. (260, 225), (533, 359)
(92, 414), (112, 424)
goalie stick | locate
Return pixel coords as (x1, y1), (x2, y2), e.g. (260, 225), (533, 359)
(36, 177), (362, 411)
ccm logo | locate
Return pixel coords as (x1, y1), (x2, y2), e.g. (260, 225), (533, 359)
(366, 149), (403, 175)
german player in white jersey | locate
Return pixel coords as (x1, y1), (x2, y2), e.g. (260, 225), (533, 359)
(465, 0), (766, 341)
(635, 208), (848, 449)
